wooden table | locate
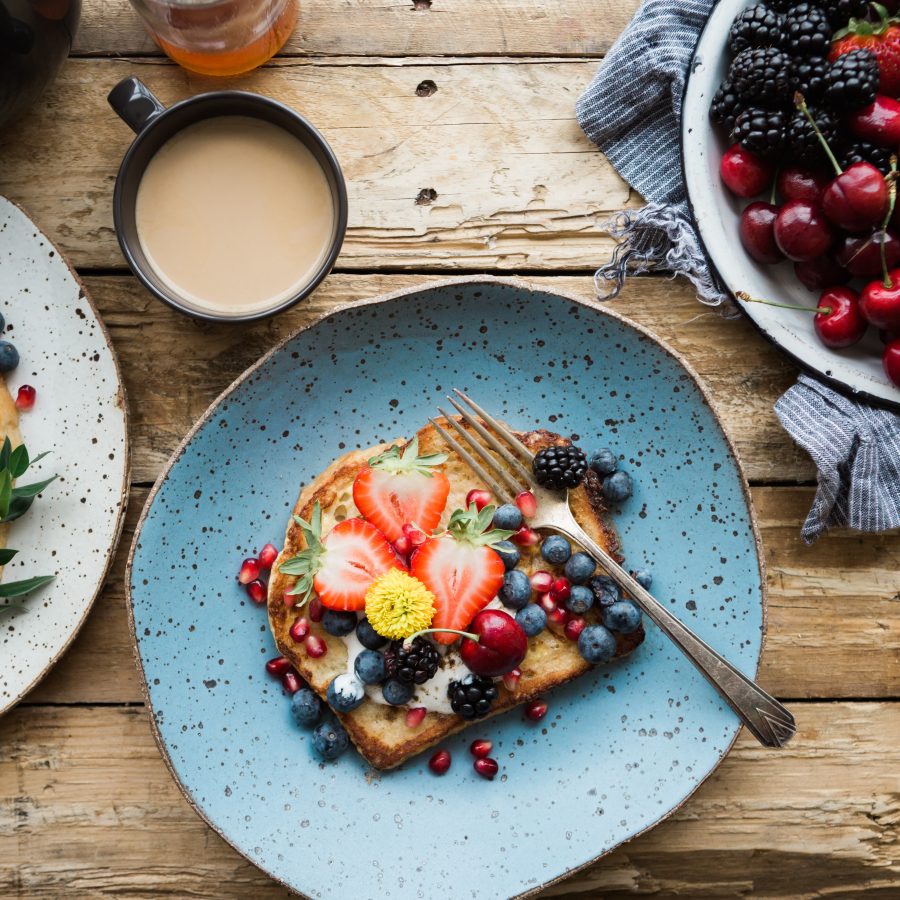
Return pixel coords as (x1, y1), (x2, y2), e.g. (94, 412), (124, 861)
(1, 1), (899, 896)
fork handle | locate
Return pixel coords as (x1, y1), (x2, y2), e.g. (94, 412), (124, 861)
(553, 522), (796, 748)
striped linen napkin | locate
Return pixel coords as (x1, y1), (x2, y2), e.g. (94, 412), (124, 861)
(575, 0), (900, 542)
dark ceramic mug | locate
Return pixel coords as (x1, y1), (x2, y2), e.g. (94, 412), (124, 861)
(107, 76), (348, 323)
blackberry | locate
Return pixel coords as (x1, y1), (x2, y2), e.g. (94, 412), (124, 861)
(767, 0), (796, 11)
(732, 107), (788, 157)
(730, 47), (793, 106)
(788, 105), (838, 164)
(783, 4), (833, 57)
(819, 0), (869, 27)
(840, 139), (893, 174)
(447, 674), (498, 720)
(791, 56), (830, 103)
(710, 80), (744, 135)
(386, 637), (439, 685)
(824, 49), (879, 112)
(532, 444), (587, 490)
(729, 5), (784, 54)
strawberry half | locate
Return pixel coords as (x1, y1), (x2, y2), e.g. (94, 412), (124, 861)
(279, 502), (405, 611)
(411, 504), (514, 645)
(352, 437), (451, 542)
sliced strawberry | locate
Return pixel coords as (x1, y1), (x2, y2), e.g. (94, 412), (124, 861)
(353, 437), (450, 542)
(411, 504), (513, 645)
(278, 504), (405, 611)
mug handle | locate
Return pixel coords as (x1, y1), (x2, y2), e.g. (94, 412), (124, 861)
(107, 76), (166, 134)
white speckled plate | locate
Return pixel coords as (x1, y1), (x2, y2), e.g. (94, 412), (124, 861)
(0, 197), (129, 714)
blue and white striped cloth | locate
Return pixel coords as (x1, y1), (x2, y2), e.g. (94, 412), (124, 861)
(576, 0), (900, 542)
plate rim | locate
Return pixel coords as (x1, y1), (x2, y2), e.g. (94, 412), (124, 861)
(680, 0), (900, 413)
(0, 195), (131, 715)
(125, 274), (768, 899)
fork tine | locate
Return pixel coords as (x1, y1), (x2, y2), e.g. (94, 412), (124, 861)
(440, 409), (526, 499)
(445, 395), (535, 486)
(428, 417), (515, 504)
(452, 389), (535, 463)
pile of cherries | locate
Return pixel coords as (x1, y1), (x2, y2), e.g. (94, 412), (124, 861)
(723, 95), (900, 387)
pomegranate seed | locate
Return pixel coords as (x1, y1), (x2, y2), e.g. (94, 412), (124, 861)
(547, 606), (569, 633)
(538, 593), (557, 614)
(238, 557), (261, 585)
(502, 667), (521, 691)
(289, 617), (310, 642)
(406, 706), (427, 729)
(511, 526), (540, 547)
(283, 589), (296, 607)
(564, 616), (586, 641)
(524, 699), (548, 721)
(550, 577), (571, 603)
(246, 579), (266, 604)
(281, 670), (302, 694)
(305, 633), (327, 658)
(265, 655), (291, 676)
(531, 571), (553, 593)
(14, 384), (35, 411)
(308, 598), (324, 622)
(515, 491), (537, 518)
(258, 543), (278, 569)
(470, 739), (492, 758)
(428, 749), (452, 775)
(402, 523), (427, 547)
(474, 757), (499, 780)
(393, 534), (412, 557)
(466, 489), (492, 511)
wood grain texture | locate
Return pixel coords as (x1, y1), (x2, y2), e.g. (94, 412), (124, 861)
(0, 59), (634, 272)
(74, 0), (641, 59)
(2, 702), (899, 898)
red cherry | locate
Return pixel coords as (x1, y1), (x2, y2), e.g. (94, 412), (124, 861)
(836, 230), (900, 277)
(777, 167), (829, 204)
(883, 339), (900, 387)
(822, 163), (889, 232)
(848, 95), (900, 147)
(794, 256), (850, 291)
(739, 201), (784, 264)
(773, 201), (834, 262)
(859, 270), (900, 330)
(458, 609), (528, 677)
(428, 749), (452, 775)
(814, 287), (868, 349)
(720, 143), (774, 198)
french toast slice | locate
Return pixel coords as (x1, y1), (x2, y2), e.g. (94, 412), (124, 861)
(267, 419), (644, 770)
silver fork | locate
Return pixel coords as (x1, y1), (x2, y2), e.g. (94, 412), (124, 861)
(430, 389), (796, 749)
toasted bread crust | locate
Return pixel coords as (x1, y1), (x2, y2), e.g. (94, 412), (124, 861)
(268, 421), (644, 770)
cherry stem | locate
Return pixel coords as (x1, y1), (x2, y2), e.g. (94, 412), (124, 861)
(795, 93), (842, 176)
(736, 291), (830, 315)
(882, 155), (898, 288)
(404, 627), (479, 647)
(770, 168), (779, 206)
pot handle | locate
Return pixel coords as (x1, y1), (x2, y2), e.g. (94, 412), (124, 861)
(107, 76), (166, 134)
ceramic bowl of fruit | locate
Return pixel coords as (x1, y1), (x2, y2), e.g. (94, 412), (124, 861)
(683, 0), (900, 407)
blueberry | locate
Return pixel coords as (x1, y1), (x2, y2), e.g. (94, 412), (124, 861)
(290, 688), (322, 727)
(0, 313), (6, 332)
(356, 616), (387, 650)
(382, 678), (414, 706)
(0, 342), (19, 374)
(633, 568), (653, 590)
(602, 600), (642, 634)
(493, 540), (520, 571)
(602, 470), (633, 503)
(326, 673), (365, 712)
(577, 624), (617, 664)
(492, 503), (523, 531)
(564, 551), (596, 584)
(354, 649), (386, 685)
(589, 574), (622, 607)
(515, 603), (547, 637)
(312, 719), (350, 760)
(589, 448), (618, 476)
(565, 584), (594, 615)
(322, 609), (357, 637)
(499, 569), (531, 610)
(540, 535), (571, 565)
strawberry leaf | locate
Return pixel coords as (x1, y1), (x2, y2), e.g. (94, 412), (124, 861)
(370, 437), (448, 476)
(8, 444), (28, 478)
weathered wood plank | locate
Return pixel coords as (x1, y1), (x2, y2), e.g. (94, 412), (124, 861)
(73, 0), (641, 59)
(1, 702), (898, 898)
(0, 58), (634, 272)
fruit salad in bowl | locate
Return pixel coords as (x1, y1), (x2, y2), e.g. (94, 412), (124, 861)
(683, 0), (900, 405)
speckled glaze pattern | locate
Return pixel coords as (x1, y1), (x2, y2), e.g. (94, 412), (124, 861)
(0, 196), (129, 714)
(128, 277), (765, 900)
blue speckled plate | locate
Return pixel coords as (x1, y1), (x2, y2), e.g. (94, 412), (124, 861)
(127, 277), (765, 899)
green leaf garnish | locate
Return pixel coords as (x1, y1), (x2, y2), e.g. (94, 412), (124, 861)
(0, 574), (54, 599)
(368, 436), (448, 477)
(0, 548), (18, 565)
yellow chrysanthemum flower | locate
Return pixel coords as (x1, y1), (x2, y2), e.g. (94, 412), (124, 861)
(365, 569), (436, 640)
